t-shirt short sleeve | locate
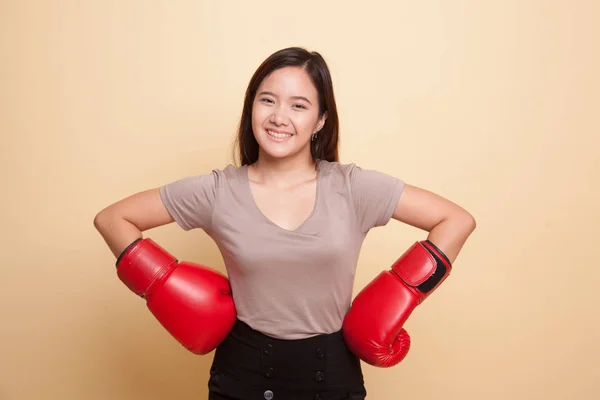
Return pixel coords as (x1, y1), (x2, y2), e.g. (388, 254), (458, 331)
(159, 172), (218, 231)
(348, 164), (405, 233)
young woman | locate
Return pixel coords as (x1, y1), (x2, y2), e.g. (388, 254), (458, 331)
(94, 47), (476, 400)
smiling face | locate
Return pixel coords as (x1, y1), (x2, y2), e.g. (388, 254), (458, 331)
(251, 66), (327, 163)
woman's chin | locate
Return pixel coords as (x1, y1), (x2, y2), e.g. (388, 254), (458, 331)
(261, 148), (294, 160)
(259, 145), (306, 161)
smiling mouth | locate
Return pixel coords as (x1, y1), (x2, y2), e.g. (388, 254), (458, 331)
(267, 129), (293, 139)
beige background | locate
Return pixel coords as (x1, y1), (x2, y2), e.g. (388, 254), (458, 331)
(2, 1), (599, 399)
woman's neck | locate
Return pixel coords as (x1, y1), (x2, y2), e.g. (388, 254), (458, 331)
(250, 151), (317, 188)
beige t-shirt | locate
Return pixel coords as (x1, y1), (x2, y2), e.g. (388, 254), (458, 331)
(159, 159), (404, 339)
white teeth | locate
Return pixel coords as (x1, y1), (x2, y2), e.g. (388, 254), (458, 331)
(267, 130), (292, 139)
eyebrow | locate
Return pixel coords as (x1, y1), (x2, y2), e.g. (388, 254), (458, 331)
(258, 91), (312, 105)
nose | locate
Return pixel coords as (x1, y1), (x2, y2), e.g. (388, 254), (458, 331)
(269, 104), (289, 126)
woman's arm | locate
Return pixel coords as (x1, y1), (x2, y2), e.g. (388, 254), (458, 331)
(93, 188), (175, 259)
(392, 184), (476, 264)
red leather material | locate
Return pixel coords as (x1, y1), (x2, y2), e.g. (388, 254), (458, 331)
(146, 261), (236, 354)
(342, 241), (452, 368)
(391, 242), (437, 288)
(115, 238), (236, 355)
(116, 239), (177, 297)
(342, 270), (415, 367)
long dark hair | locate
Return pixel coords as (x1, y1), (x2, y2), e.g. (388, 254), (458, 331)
(233, 47), (340, 166)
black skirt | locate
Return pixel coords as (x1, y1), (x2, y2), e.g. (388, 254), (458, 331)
(208, 319), (367, 400)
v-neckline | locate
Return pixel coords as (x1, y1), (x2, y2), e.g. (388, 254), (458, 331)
(243, 161), (322, 233)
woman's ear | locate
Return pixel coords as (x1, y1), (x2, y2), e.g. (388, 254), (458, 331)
(315, 111), (328, 133)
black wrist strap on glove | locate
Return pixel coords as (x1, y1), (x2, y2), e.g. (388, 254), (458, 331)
(416, 240), (452, 293)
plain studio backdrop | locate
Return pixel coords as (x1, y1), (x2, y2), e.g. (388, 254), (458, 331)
(1, 1), (598, 399)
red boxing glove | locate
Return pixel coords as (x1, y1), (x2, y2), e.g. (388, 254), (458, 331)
(116, 238), (236, 355)
(342, 240), (452, 367)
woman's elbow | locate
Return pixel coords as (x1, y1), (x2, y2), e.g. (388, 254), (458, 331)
(465, 210), (477, 229)
(457, 210), (477, 235)
(93, 207), (117, 234)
